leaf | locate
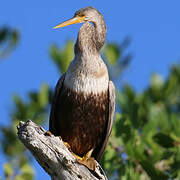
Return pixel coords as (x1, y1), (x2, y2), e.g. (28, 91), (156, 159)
(3, 163), (13, 177)
(170, 114), (180, 137)
(15, 175), (25, 180)
(50, 40), (74, 73)
(19, 156), (28, 168)
(104, 43), (120, 65)
(0, 28), (8, 42)
(38, 83), (49, 107)
(11, 30), (19, 45)
(20, 164), (34, 180)
(151, 74), (164, 89)
(150, 74), (164, 101)
(0, 27), (19, 58)
(153, 132), (174, 148)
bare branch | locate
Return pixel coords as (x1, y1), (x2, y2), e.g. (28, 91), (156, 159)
(17, 120), (108, 180)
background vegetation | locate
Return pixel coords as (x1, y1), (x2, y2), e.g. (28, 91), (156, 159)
(1, 26), (180, 180)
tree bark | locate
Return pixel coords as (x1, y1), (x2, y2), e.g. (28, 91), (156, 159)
(17, 120), (108, 180)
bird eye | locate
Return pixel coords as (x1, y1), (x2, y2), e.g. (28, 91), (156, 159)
(79, 14), (85, 17)
(74, 13), (85, 19)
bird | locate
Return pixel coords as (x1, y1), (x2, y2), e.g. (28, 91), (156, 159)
(48, 6), (115, 170)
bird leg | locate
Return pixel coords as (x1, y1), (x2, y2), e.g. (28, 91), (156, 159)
(44, 132), (96, 170)
(71, 149), (96, 171)
(62, 141), (71, 150)
(61, 142), (96, 171)
(73, 149), (93, 161)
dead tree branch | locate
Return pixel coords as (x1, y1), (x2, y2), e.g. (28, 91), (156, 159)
(17, 120), (108, 180)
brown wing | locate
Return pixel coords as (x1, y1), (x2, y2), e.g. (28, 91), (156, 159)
(95, 81), (115, 161)
(49, 73), (66, 134)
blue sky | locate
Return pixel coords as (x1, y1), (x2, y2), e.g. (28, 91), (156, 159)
(1, 0), (180, 179)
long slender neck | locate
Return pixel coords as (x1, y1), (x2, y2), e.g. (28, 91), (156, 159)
(74, 17), (106, 58)
(65, 15), (109, 93)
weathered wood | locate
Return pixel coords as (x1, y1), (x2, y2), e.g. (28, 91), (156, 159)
(17, 120), (108, 180)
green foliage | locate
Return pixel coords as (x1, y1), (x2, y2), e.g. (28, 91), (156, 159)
(49, 40), (74, 73)
(0, 27), (19, 59)
(3, 161), (34, 180)
(3, 163), (13, 178)
(153, 132), (174, 148)
(102, 37), (132, 80)
(104, 43), (120, 66)
(101, 64), (180, 179)
(1, 83), (50, 179)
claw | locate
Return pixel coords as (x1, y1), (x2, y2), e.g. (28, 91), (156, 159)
(72, 149), (96, 171)
(44, 130), (53, 136)
(63, 141), (71, 151)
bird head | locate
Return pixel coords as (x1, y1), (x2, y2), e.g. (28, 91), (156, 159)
(53, 7), (102, 29)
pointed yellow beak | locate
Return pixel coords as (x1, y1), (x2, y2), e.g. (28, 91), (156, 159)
(53, 16), (85, 29)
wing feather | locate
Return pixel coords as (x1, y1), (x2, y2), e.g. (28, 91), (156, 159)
(49, 73), (66, 134)
(96, 81), (115, 161)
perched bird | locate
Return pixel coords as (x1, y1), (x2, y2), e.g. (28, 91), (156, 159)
(48, 6), (115, 170)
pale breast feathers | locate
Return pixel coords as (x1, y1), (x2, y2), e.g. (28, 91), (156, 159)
(64, 56), (109, 94)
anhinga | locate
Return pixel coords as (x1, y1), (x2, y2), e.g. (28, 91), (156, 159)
(48, 6), (115, 170)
